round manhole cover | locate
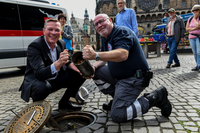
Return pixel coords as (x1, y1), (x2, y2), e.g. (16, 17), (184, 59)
(49, 111), (96, 131)
(4, 100), (51, 133)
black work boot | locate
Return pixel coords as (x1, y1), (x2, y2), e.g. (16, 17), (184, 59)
(102, 100), (113, 111)
(144, 86), (172, 117)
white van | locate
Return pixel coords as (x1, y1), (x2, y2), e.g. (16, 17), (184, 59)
(0, 0), (68, 69)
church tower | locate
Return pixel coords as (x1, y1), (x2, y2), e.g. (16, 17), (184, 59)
(83, 8), (89, 35)
(82, 8), (90, 47)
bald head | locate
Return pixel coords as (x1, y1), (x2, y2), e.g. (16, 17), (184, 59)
(94, 14), (113, 38)
(94, 14), (109, 21)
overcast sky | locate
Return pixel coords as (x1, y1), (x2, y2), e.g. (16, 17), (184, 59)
(48, 0), (96, 20)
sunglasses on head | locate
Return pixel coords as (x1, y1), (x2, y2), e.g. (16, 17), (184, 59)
(192, 9), (199, 12)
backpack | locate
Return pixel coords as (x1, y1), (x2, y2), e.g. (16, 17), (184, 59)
(189, 16), (200, 24)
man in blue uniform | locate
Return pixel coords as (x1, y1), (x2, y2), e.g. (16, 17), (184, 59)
(82, 14), (171, 123)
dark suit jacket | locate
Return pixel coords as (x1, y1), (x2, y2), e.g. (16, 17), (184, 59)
(19, 36), (70, 102)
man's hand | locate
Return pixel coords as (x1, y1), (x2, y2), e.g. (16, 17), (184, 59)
(54, 49), (69, 70)
(70, 62), (82, 75)
(83, 74), (94, 79)
(83, 45), (96, 60)
(181, 38), (185, 43)
(70, 62), (95, 79)
(61, 30), (64, 35)
(59, 49), (69, 65)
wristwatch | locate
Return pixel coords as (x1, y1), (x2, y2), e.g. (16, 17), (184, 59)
(95, 52), (100, 61)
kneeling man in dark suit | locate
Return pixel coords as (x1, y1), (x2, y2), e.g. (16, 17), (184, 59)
(19, 18), (85, 112)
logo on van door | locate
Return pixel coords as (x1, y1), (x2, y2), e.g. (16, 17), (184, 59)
(39, 9), (58, 19)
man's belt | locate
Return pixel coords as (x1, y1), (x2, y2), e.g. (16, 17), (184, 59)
(136, 70), (153, 79)
(135, 69), (153, 87)
(167, 35), (174, 37)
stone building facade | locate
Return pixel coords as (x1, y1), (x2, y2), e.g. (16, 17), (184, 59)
(70, 9), (97, 52)
(96, 0), (199, 36)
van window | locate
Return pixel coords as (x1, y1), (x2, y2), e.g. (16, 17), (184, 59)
(18, 5), (63, 31)
(0, 2), (21, 30)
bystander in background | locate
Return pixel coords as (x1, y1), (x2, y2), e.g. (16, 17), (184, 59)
(165, 8), (185, 68)
(186, 5), (200, 71)
(58, 13), (74, 54)
(115, 0), (138, 36)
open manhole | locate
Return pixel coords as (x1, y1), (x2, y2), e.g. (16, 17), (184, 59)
(3, 100), (96, 133)
(48, 111), (96, 131)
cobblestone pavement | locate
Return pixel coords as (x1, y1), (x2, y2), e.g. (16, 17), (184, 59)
(1, 53), (200, 133)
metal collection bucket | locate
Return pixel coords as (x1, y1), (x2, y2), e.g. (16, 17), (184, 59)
(72, 51), (94, 77)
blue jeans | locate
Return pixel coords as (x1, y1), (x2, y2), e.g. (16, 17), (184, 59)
(167, 36), (180, 64)
(189, 37), (200, 66)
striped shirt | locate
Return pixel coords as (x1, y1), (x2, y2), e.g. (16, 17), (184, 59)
(167, 17), (176, 36)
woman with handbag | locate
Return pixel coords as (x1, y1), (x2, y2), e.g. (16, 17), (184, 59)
(58, 13), (74, 54)
(186, 5), (200, 71)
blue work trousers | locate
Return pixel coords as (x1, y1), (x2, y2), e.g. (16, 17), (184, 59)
(93, 65), (149, 123)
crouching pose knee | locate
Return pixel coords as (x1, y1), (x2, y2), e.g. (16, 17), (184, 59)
(82, 13), (172, 123)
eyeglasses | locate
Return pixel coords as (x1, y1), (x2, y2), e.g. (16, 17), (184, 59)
(94, 18), (109, 27)
(118, 2), (124, 5)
